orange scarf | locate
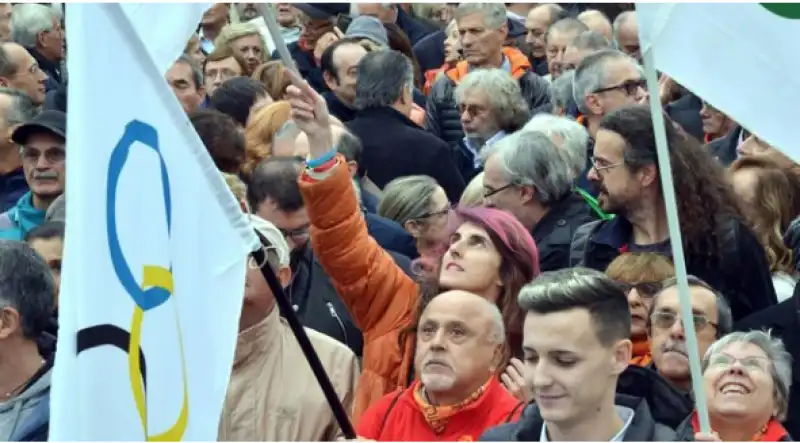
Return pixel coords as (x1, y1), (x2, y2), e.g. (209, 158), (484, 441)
(629, 338), (652, 367)
(412, 380), (488, 434)
(690, 411), (789, 441)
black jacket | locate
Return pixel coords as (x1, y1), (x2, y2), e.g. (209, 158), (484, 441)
(396, 8), (433, 46)
(424, 69), (551, 147)
(705, 126), (743, 167)
(347, 107), (465, 202)
(615, 365), (694, 430)
(571, 216), (778, 321)
(324, 91), (358, 122)
(533, 192), (599, 272)
(735, 285), (800, 439)
(412, 30), (446, 74)
(666, 93), (704, 141)
(479, 393), (677, 441)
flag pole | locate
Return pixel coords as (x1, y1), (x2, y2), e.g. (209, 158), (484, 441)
(641, 48), (712, 433)
(256, 3), (299, 74)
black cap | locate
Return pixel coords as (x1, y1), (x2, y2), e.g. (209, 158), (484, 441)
(12, 110), (66, 146)
(294, 3), (350, 20)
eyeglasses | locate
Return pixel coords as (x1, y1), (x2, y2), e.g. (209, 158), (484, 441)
(590, 156), (624, 173)
(708, 352), (770, 372)
(416, 204), (451, 220)
(20, 146), (65, 164)
(617, 281), (662, 298)
(278, 224), (310, 241)
(483, 183), (516, 199)
(593, 78), (647, 96)
(650, 310), (718, 332)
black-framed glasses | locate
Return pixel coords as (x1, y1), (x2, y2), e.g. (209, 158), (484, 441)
(650, 310), (718, 332)
(483, 183), (516, 199)
(416, 204), (452, 220)
(617, 281), (662, 298)
(278, 224), (310, 241)
(593, 78), (647, 96)
(20, 146), (65, 164)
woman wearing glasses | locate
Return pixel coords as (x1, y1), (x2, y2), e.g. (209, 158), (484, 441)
(605, 252), (675, 367)
(676, 330), (793, 441)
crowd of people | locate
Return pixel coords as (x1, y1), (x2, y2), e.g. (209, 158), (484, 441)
(0, 2), (797, 442)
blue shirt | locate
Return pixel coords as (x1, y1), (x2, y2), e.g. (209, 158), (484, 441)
(540, 406), (635, 442)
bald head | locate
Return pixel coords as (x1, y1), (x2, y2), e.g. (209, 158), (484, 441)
(0, 42), (46, 105)
(613, 11), (640, 62)
(577, 10), (613, 42)
(425, 290), (505, 345)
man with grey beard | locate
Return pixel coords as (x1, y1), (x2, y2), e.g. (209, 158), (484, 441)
(0, 110), (64, 240)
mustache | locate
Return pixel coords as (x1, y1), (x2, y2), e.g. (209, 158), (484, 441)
(33, 170), (58, 180)
(662, 341), (688, 356)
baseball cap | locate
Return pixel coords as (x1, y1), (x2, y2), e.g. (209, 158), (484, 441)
(345, 16), (389, 47)
(294, 3), (349, 20)
(249, 214), (290, 268)
(12, 110), (67, 146)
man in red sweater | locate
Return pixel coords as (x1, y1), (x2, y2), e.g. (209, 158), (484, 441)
(356, 290), (524, 441)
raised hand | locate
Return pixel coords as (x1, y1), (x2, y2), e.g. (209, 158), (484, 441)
(285, 69), (333, 159)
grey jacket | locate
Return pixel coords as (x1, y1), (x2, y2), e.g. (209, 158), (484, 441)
(1, 364), (52, 442)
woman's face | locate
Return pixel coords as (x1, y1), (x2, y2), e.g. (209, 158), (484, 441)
(619, 281), (660, 339)
(412, 186), (452, 257)
(443, 24), (462, 64)
(704, 342), (777, 423)
(439, 221), (502, 302)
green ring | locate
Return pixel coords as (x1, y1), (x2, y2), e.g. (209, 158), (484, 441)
(761, 3), (800, 19)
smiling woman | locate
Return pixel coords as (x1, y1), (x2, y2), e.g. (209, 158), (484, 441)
(674, 330), (793, 442)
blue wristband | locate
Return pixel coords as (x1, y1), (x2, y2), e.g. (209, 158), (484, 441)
(306, 147), (337, 169)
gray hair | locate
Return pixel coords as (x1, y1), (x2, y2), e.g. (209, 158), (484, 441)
(482, 130), (574, 206)
(455, 68), (530, 133)
(0, 43), (17, 78)
(546, 17), (589, 43)
(378, 175), (440, 225)
(612, 11), (635, 47)
(522, 114), (589, 181)
(570, 30), (611, 51)
(572, 49), (641, 114)
(0, 240), (55, 339)
(702, 330), (793, 421)
(0, 87), (38, 125)
(652, 275), (734, 339)
(549, 69), (575, 114)
(454, 3), (507, 30)
(175, 54), (204, 90)
(355, 50), (414, 110)
(11, 4), (61, 49)
(45, 194), (65, 222)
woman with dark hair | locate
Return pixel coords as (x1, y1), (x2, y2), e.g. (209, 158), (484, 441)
(287, 72), (540, 421)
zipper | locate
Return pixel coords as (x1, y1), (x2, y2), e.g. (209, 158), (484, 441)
(327, 302), (349, 347)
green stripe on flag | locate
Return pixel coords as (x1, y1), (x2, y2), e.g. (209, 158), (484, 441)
(761, 3), (800, 19)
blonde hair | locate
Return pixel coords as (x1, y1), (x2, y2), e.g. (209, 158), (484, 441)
(729, 157), (799, 275)
(221, 172), (248, 212)
(243, 101), (292, 177)
(605, 252), (675, 284)
(214, 22), (269, 72)
(252, 60), (291, 100)
(459, 172), (485, 207)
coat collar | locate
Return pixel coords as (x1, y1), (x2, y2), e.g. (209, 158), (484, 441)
(233, 307), (281, 368)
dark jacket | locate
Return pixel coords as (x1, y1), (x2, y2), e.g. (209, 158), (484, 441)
(273, 42), (328, 94)
(615, 364), (694, 430)
(424, 47), (551, 147)
(347, 107), (465, 202)
(734, 284), (800, 439)
(6, 356), (53, 442)
(784, 218), (800, 273)
(705, 126), (743, 167)
(364, 210), (419, 260)
(666, 93), (704, 142)
(288, 244), (412, 358)
(533, 192), (599, 272)
(479, 393), (677, 441)
(0, 168), (28, 214)
(27, 47), (61, 92)
(44, 82), (67, 113)
(396, 8), (433, 46)
(412, 30), (446, 74)
(324, 91), (358, 122)
(570, 216), (778, 321)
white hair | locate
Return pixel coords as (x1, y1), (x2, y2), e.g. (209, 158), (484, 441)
(455, 3), (507, 29)
(455, 69), (530, 132)
(612, 11), (636, 47)
(11, 3), (62, 48)
(523, 114), (589, 180)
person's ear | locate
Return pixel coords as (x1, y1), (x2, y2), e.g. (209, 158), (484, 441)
(346, 160), (358, 178)
(586, 93), (603, 116)
(489, 343), (505, 372)
(403, 219), (423, 238)
(0, 307), (21, 340)
(611, 338), (633, 376)
(639, 163), (659, 188)
(5, 123), (19, 148)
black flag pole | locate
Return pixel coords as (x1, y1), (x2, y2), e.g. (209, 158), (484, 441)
(250, 231), (357, 440)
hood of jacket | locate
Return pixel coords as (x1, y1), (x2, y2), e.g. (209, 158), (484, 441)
(0, 192), (46, 240)
(3, 360), (53, 442)
(445, 46), (532, 84)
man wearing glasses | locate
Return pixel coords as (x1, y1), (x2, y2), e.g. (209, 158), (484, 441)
(0, 110), (64, 240)
(647, 276), (734, 393)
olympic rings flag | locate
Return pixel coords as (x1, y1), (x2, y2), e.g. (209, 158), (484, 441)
(50, 3), (260, 440)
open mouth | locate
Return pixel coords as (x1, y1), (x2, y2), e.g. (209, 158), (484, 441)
(444, 262), (463, 272)
(720, 381), (750, 395)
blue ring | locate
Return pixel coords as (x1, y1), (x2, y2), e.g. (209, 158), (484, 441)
(106, 120), (172, 312)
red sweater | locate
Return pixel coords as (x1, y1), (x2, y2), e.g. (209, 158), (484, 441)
(357, 378), (523, 441)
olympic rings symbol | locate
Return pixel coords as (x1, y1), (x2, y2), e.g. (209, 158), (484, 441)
(76, 120), (189, 441)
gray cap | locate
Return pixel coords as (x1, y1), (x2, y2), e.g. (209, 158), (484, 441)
(345, 16), (388, 47)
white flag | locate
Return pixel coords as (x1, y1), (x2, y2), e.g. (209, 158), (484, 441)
(637, 3), (800, 163)
(50, 3), (259, 440)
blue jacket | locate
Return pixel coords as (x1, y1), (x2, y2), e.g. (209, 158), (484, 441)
(0, 192), (47, 241)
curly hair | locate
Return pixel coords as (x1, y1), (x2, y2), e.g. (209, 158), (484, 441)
(728, 156), (798, 275)
(404, 206), (541, 366)
(599, 104), (743, 263)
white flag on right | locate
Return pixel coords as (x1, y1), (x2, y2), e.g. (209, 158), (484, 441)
(636, 3), (800, 163)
